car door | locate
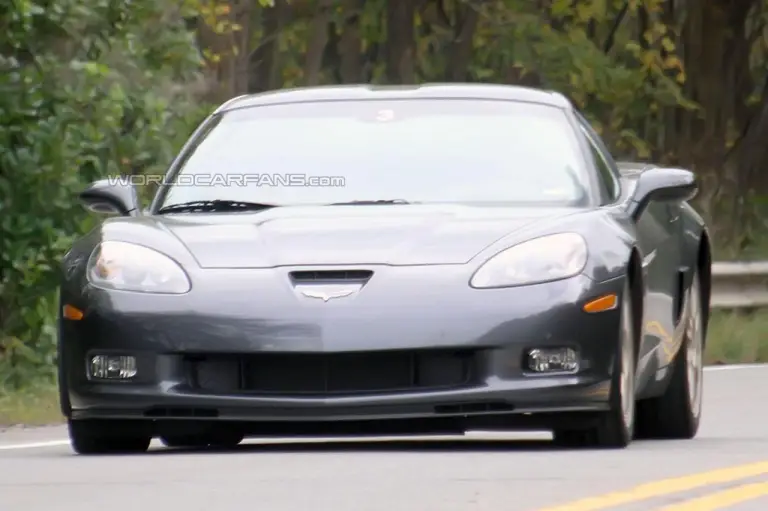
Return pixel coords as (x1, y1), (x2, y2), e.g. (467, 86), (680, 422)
(573, 114), (682, 374)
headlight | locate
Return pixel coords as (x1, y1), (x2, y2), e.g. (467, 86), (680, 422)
(470, 233), (587, 288)
(86, 241), (191, 294)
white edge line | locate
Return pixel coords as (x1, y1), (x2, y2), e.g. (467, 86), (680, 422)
(0, 364), (765, 451)
(704, 363), (768, 372)
(0, 440), (70, 451)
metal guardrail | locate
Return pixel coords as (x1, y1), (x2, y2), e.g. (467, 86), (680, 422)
(711, 261), (768, 309)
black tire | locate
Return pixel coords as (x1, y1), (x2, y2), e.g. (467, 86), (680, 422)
(553, 279), (636, 449)
(160, 431), (244, 449)
(68, 419), (152, 455)
(635, 269), (704, 439)
(56, 312), (72, 418)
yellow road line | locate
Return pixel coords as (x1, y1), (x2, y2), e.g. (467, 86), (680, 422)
(536, 461), (768, 511)
(658, 481), (768, 510)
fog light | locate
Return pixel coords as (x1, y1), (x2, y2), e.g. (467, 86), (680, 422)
(526, 348), (579, 373)
(90, 355), (137, 379)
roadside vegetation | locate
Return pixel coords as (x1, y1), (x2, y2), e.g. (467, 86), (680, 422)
(706, 311), (768, 366)
(2, 0), (768, 424)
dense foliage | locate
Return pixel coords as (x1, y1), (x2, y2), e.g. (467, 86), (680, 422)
(2, 0), (768, 389)
(0, 0), (210, 388)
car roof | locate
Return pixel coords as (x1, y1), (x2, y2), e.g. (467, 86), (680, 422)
(214, 83), (572, 113)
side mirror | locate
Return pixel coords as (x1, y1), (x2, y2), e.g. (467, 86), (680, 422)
(626, 167), (697, 221)
(79, 177), (140, 216)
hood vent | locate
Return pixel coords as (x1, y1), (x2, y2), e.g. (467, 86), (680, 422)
(289, 270), (373, 283)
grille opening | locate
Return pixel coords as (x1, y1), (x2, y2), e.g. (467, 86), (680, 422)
(433, 402), (514, 414)
(188, 349), (481, 396)
(144, 407), (219, 418)
(289, 270), (373, 283)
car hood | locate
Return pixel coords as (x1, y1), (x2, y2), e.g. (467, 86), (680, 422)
(145, 205), (580, 268)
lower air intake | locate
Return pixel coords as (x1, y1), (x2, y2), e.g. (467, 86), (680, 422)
(189, 349), (481, 396)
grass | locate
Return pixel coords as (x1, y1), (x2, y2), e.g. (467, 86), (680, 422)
(0, 383), (62, 428)
(705, 309), (768, 365)
(0, 311), (766, 427)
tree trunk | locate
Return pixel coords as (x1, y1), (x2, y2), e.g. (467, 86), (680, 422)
(303, 0), (333, 85)
(248, 1), (288, 93)
(231, 0), (254, 96)
(677, 0), (757, 241)
(337, 0), (364, 83)
(385, 0), (417, 84)
(446, 3), (479, 81)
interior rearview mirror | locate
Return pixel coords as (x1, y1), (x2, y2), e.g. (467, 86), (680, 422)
(79, 177), (140, 217)
(626, 167), (697, 221)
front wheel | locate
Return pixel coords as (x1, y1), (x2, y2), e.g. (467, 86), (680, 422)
(554, 280), (636, 449)
(68, 419), (152, 455)
(635, 268), (704, 439)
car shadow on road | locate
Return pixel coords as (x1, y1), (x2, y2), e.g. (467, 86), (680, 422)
(141, 437), (624, 456)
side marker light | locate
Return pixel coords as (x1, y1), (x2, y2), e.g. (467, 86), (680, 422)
(583, 294), (618, 313)
(63, 304), (84, 320)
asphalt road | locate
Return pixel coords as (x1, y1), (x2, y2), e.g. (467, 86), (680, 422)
(2, 364), (768, 511)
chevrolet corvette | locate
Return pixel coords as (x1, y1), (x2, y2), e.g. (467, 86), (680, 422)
(58, 84), (711, 454)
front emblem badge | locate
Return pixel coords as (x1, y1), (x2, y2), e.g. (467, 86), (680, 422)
(298, 285), (361, 302)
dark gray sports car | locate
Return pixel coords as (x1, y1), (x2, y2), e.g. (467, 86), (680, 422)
(58, 84), (710, 455)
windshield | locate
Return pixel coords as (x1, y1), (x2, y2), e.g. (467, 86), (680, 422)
(156, 99), (593, 209)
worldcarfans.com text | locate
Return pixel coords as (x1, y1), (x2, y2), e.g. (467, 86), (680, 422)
(108, 174), (346, 187)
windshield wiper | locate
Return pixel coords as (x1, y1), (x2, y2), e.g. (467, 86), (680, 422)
(328, 199), (415, 205)
(156, 200), (278, 214)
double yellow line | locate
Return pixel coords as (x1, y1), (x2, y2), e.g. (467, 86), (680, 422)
(536, 461), (768, 511)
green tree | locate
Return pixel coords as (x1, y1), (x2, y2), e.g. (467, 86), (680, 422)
(0, 0), (210, 388)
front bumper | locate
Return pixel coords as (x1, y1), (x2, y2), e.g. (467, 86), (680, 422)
(60, 265), (624, 431)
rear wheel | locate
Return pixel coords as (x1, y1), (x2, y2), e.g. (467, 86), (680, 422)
(68, 419), (151, 455)
(553, 279), (636, 449)
(635, 268), (704, 439)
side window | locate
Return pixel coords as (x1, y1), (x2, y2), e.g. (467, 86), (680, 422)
(581, 128), (620, 203)
(573, 113), (620, 204)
